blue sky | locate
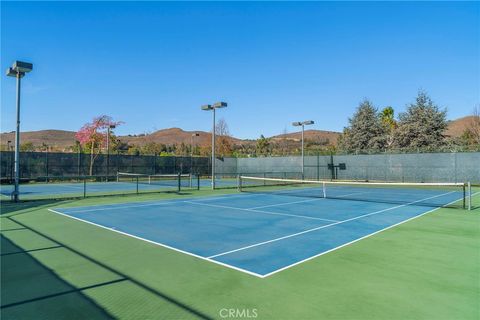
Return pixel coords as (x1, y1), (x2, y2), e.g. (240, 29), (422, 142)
(1, 1), (478, 139)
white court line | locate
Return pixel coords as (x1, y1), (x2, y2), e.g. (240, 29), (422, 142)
(184, 201), (339, 223)
(47, 208), (264, 278)
(207, 191), (456, 259)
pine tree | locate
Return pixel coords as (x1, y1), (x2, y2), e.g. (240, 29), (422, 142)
(338, 99), (386, 152)
(394, 91), (448, 150)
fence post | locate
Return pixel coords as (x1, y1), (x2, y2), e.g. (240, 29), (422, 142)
(116, 150), (120, 174)
(131, 154), (134, 173)
(177, 172), (181, 192)
(153, 153), (157, 174)
(45, 149), (49, 182)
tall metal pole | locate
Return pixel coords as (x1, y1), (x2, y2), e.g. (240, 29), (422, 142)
(212, 108), (216, 190)
(13, 74), (22, 201)
(44, 144), (49, 181)
(106, 126), (110, 179)
(7, 141), (12, 181)
(301, 124), (305, 179)
(77, 141), (81, 179)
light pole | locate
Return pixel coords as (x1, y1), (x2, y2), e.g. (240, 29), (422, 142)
(292, 120), (314, 179)
(190, 133), (200, 175)
(106, 124), (115, 180)
(201, 102), (227, 189)
(6, 61), (33, 202)
(191, 133), (200, 157)
(7, 141), (12, 181)
(116, 139), (121, 174)
(191, 133), (200, 186)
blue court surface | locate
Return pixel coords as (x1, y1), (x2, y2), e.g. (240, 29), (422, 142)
(50, 187), (464, 277)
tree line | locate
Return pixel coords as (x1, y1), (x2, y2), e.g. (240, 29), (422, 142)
(337, 91), (479, 153)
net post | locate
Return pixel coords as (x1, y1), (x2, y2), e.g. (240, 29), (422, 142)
(116, 172), (119, 182)
(237, 175), (242, 192)
(322, 181), (326, 198)
(463, 183), (466, 209)
(136, 176), (139, 194)
(197, 174), (200, 190)
(83, 178), (86, 198)
(468, 182), (471, 211)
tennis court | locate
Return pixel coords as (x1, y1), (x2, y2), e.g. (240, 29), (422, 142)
(0, 173), (194, 199)
(50, 177), (468, 277)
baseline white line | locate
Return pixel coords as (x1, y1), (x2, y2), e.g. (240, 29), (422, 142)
(184, 201), (339, 222)
(207, 191), (456, 259)
(263, 191), (475, 277)
(47, 208), (264, 278)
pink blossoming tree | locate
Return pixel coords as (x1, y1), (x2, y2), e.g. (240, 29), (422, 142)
(75, 115), (122, 175)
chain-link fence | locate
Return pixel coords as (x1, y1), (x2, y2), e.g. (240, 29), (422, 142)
(0, 151), (212, 181)
(1, 151), (478, 201)
(235, 152), (480, 184)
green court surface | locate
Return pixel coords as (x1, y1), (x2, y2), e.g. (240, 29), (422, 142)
(1, 189), (479, 320)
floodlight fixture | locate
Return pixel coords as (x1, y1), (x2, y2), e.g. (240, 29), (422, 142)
(6, 61), (33, 78)
(212, 101), (228, 109)
(201, 104), (213, 111)
(292, 122), (302, 126)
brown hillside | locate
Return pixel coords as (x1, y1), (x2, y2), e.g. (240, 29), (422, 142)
(272, 130), (340, 145)
(445, 116), (476, 138)
(121, 128), (244, 146)
(0, 130), (76, 150)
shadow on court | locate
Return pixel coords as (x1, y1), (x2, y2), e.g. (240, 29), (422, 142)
(0, 199), (63, 216)
(0, 235), (115, 319)
(0, 215), (213, 320)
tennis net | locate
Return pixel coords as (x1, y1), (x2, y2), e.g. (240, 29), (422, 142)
(117, 172), (197, 190)
(238, 176), (471, 210)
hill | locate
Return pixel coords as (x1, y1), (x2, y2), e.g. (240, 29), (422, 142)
(272, 130), (340, 145)
(445, 116), (475, 138)
(0, 130), (76, 150)
(0, 115), (472, 151)
(121, 128), (244, 147)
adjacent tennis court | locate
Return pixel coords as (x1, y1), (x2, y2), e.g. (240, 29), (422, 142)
(0, 173), (194, 199)
(50, 177), (469, 277)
